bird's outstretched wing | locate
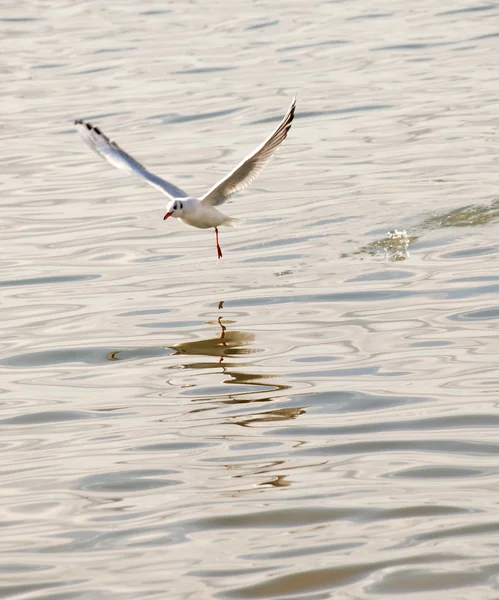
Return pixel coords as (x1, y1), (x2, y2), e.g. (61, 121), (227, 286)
(74, 120), (188, 199)
(200, 97), (296, 207)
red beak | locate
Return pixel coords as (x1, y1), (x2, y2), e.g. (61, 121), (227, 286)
(163, 212), (172, 220)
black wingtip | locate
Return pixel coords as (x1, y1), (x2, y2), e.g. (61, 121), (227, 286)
(284, 98), (296, 133)
(74, 119), (97, 131)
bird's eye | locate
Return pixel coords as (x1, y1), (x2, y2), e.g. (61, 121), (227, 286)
(173, 204), (177, 210)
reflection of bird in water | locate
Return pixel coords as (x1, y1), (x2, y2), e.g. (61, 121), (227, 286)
(106, 304), (290, 397)
(169, 315), (292, 403)
(106, 302), (256, 366)
(107, 304), (298, 436)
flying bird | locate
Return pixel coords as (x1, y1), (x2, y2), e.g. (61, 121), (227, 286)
(75, 97), (296, 259)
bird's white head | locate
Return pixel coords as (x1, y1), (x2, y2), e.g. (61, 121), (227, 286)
(164, 199), (185, 220)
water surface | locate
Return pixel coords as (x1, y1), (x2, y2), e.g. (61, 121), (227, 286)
(2, 0), (499, 598)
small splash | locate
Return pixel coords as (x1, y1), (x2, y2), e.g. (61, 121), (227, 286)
(353, 198), (499, 262)
(385, 229), (411, 261)
(357, 229), (412, 262)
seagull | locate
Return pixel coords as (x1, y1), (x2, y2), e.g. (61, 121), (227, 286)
(75, 97), (296, 259)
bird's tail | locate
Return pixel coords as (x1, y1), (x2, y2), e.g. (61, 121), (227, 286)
(223, 217), (239, 227)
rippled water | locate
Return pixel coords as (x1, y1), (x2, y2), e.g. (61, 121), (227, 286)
(2, 0), (499, 598)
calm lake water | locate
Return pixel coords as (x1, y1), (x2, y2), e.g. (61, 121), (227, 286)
(2, 0), (499, 598)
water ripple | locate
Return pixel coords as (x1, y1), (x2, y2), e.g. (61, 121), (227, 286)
(2, 0), (499, 598)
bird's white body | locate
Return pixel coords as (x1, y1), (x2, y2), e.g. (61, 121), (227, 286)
(168, 197), (236, 229)
(75, 97), (296, 258)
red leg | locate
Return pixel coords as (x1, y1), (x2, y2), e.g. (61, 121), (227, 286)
(215, 227), (222, 259)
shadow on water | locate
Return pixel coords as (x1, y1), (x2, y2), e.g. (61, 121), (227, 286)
(107, 302), (258, 367)
(172, 318), (256, 366)
(107, 319), (257, 366)
(354, 198), (499, 261)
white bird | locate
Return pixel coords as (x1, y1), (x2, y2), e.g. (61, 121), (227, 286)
(75, 97), (296, 259)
